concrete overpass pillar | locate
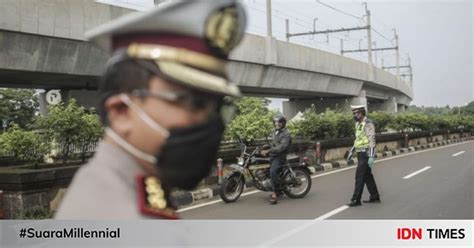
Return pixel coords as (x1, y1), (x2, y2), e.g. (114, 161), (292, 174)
(38, 92), (48, 116)
(348, 90), (368, 111)
(380, 96), (398, 113)
(67, 90), (99, 110)
(282, 91), (369, 119)
(397, 104), (406, 112)
(282, 99), (313, 119)
(61, 90), (69, 105)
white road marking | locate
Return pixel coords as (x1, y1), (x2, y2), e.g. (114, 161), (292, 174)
(176, 199), (222, 213)
(403, 166), (431, 179)
(452, 151), (465, 157)
(177, 141), (472, 213)
(314, 205), (349, 220)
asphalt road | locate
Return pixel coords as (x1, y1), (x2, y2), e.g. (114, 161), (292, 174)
(179, 141), (473, 220)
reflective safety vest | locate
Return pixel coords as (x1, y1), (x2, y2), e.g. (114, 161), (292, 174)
(354, 121), (369, 148)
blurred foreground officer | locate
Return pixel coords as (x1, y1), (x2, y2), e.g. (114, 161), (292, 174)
(55, 0), (246, 219)
(346, 105), (380, 207)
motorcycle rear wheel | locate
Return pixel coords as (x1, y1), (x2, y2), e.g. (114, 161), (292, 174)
(220, 174), (245, 203)
(283, 167), (312, 199)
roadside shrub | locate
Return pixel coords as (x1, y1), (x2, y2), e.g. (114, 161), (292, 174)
(0, 124), (50, 165)
(289, 106), (354, 140)
(225, 97), (275, 143)
(369, 111), (393, 133)
(34, 99), (103, 164)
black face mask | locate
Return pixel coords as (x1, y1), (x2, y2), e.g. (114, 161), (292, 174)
(157, 116), (225, 190)
(113, 94), (226, 191)
(353, 115), (360, 121)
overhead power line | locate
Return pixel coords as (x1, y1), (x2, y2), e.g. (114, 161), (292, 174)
(314, 0), (362, 20)
(371, 27), (393, 43)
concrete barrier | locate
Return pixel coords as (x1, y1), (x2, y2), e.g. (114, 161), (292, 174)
(321, 163), (333, 171)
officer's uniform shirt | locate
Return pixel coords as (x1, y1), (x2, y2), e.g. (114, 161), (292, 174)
(351, 116), (376, 157)
(55, 142), (174, 219)
(360, 117), (376, 148)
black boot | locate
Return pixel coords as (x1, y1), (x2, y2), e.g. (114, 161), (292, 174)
(363, 198), (381, 203)
(347, 200), (362, 207)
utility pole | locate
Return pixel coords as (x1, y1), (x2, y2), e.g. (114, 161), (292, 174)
(340, 39), (344, 55)
(393, 28), (400, 80)
(286, 9), (367, 41)
(363, 2), (373, 68)
(266, 0), (272, 37)
(407, 55), (413, 88)
(373, 41), (377, 67)
(283, 2), (405, 82)
(285, 19), (289, 42)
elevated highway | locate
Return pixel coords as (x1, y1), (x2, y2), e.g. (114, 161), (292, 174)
(0, 0), (413, 115)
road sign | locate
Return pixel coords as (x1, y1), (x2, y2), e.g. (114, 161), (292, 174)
(46, 90), (61, 105)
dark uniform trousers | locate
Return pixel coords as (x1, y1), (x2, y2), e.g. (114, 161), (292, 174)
(270, 156), (286, 192)
(351, 152), (380, 202)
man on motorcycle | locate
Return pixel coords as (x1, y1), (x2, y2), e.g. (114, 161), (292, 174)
(261, 115), (292, 204)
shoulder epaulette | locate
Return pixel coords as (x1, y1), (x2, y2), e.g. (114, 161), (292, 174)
(136, 175), (179, 219)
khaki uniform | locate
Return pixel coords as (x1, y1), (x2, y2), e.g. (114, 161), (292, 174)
(55, 142), (174, 219)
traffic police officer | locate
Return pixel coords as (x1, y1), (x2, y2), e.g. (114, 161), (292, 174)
(347, 105), (380, 207)
(55, 0), (246, 219)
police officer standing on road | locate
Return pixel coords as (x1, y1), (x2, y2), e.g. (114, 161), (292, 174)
(347, 105), (380, 207)
(261, 115), (292, 204)
(55, 0), (246, 219)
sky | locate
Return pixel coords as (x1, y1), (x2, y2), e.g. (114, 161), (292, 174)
(98, 0), (473, 109)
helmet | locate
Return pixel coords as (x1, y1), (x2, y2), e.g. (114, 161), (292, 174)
(273, 115), (287, 128)
(350, 105), (366, 115)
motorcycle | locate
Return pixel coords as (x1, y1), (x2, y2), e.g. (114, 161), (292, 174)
(219, 141), (312, 203)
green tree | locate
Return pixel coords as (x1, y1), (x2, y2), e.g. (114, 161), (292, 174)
(34, 99), (88, 165)
(407, 105), (452, 116)
(320, 109), (354, 138)
(0, 89), (39, 130)
(288, 106), (353, 140)
(78, 112), (103, 163)
(225, 97), (275, 143)
(460, 101), (474, 115)
(368, 111), (393, 133)
(0, 124), (50, 166)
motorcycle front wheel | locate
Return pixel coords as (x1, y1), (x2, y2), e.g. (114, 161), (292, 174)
(283, 167), (312, 199)
(219, 173), (245, 203)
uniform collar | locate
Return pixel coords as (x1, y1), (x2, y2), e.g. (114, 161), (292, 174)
(94, 141), (148, 186)
(94, 141), (179, 219)
(358, 116), (368, 124)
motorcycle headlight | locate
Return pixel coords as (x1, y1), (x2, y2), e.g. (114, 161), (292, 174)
(237, 157), (245, 166)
